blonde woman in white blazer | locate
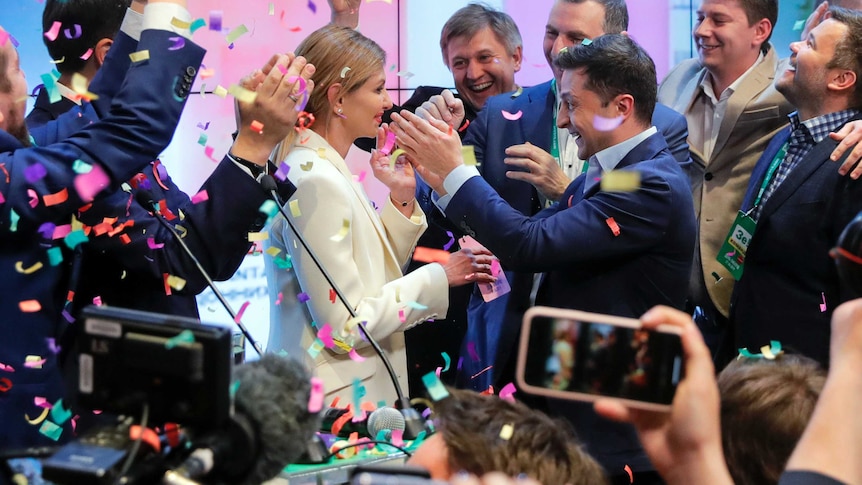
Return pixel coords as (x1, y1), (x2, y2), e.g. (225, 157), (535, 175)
(265, 25), (493, 404)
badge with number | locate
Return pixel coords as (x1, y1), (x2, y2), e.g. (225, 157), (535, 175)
(717, 210), (757, 280)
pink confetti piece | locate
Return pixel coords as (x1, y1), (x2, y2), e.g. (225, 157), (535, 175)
(308, 377), (324, 412)
(204, 145), (217, 161)
(356, 171), (367, 182)
(92, 296), (102, 306)
(275, 292), (284, 305)
(27, 189), (38, 208)
(391, 428), (404, 447)
(318, 323), (335, 348)
(191, 190), (209, 204)
(0, 30), (8, 47)
(348, 348), (366, 362)
(34, 397), (51, 409)
(147, 238), (164, 249)
(593, 114), (624, 131)
(52, 224), (72, 239)
(44, 21), (62, 41)
(378, 131), (396, 156)
(234, 301), (250, 323)
(435, 366), (442, 377)
(820, 292), (827, 313)
(24, 358), (47, 369)
(297, 292), (310, 303)
(63, 24), (82, 39)
(0, 362), (14, 372)
(74, 163), (109, 203)
(80, 48), (93, 60)
(498, 382), (517, 402)
(501, 109), (523, 121)
(167, 36), (185, 51)
(398, 308), (406, 323)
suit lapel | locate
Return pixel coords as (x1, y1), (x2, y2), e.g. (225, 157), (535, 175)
(712, 49), (777, 163)
(521, 81), (555, 151)
(741, 127), (791, 211)
(758, 138), (835, 220)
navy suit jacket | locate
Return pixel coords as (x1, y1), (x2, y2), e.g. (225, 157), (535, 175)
(731, 114), (862, 365)
(0, 29), (205, 449)
(444, 132), (696, 471)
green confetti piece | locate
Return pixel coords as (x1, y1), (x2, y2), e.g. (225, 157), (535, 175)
(793, 19), (806, 31)
(9, 209), (19, 232)
(230, 380), (240, 399)
(64, 230), (88, 249)
(406, 301), (428, 310)
(47, 247), (63, 266)
(72, 159), (92, 174)
(165, 329), (195, 349)
(39, 420), (63, 441)
(441, 352), (451, 372)
(197, 133), (208, 146)
(41, 73), (61, 104)
(225, 24), (249, 44)
(190, 18), (207, 33)
(770, 340), (782, 353)
(737, 348), (761, 359)
(274, 255), (293, 270)
(581, 38), (592, 46)
(422, 371), (449, 401)
(50, 398), (72, 425)
(307, 339), (324, 359)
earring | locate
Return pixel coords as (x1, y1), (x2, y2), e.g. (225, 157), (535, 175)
(337, 108), (343, 114)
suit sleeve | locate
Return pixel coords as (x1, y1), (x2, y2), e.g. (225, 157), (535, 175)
(274, 154), (448, 353)
(378, 194), (428, 270)
(0, 30), (204, 237)
(445, 168), (679, 272)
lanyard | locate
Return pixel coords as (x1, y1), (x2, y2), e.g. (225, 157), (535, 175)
(550, 78), (589, 175)
(751, 141), (788, 211)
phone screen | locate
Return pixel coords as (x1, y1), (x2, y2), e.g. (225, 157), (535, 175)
(520, 315), (683, 405)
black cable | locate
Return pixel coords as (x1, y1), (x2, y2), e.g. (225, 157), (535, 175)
(325, 440), (413, 461)
(113, 402), (149, 485)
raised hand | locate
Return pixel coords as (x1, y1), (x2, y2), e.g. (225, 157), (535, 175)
(504, 142), (571, 201)
(418, 90), (466, 130)
(443, 247), (496, 287)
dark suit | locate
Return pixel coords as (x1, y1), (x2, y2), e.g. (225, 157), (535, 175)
(25, 91), (77, 128)
(462, 80), (693, 393)
(444, 131), (696, 473)
(0, 28), (205, 449)
(730, 114), (862, 365)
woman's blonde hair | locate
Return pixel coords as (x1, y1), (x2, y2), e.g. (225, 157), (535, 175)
(275, 24), (386, 161)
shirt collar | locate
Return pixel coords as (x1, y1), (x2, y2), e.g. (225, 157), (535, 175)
(56, 82), (83, 106)
(789, 109), (862, 145)
(700, 51), (765, 103)
(590, 126), (658, 173)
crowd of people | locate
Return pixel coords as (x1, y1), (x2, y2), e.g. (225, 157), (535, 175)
(3, 0), (862, 483)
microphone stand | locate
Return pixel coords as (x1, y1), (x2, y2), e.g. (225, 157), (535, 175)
(262, 175), (428, 438)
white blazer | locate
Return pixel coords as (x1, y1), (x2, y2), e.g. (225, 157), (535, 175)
(265, 130), (449, 404)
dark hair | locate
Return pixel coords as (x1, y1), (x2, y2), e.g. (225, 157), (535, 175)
(554, 33), (656, 122)
(432, 389), (608, 485)
(827, 6), (862, 108)
(41, 0), (131, 74)
(718, 354), (826, 485)
(560, 0), (629, 33)
(738, 0), (778, 45)
(439, 3), (522, 68)
(0, 46), (10, 93)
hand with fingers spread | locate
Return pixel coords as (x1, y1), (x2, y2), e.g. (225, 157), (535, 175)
(830, 120), (862, 179)
(443, 247), (496, 287)
(801, 1), (830, 42)
(231, 54), (316, 165)
(593, 306), (733, 485)
(504, 142), (571, 201)
(390, 110), (465, 184)
(370, 125), (417, 216)
(418, 90), (466, 130)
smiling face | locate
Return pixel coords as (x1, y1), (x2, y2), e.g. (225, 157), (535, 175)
(776, 18), (848, 118)
(558, 67), (618, 160)
(543, 0), (608, 83)
(0, 32), (30, 146)
(340, 70), (393, 140)
(446, 27), (521, 111)
(694, 0), (770, 84)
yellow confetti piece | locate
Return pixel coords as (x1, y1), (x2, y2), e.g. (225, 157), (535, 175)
(171, 17), (191, 29)
(265, 246), (281, 257)
(395, 286), (401, 303)
(301, 161), (314, 171)
(317, 148), (327, 158)
(389, 148), (406, 171)
(499, 423), (514, 440)
(129, 50), (150, 62)
(228, 84), (257, 104)
(225, 24), (249, 44)
(213, 85), (228, 98)
(15, 261), (43, 274)
(600, 170), (641, 192)
(25, 355), (45, 369)
(268, 2), (275, 15)
(330, 219), (350, 242)
(166, 275), (187, 291)
(248, 231), (269, 242)
(462, 145), (478, 166)
(71, 73), (98, 100)
(289, 199), (302, 217)
(50, 56), (65, 64)
(25, 407), (50, 425)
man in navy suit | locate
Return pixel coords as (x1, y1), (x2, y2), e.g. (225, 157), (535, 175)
(394, 34), (696, 485)
(730, 6), (862, 366)
(454, 0), (691, 395)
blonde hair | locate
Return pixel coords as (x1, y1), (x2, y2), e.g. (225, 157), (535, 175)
(275, 25), (386, 161)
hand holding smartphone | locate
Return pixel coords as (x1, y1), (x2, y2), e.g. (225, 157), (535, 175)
(515, 306), (683, 411)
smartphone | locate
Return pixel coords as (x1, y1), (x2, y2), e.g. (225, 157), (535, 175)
(516, 306), (683, 411)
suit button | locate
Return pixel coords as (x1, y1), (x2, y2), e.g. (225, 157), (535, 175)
(704, 172), (714, 181)
(186, 66), (197, 77)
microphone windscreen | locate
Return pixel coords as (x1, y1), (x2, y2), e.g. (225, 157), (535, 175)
(260, 174), (278, 192)
(233, 354), (320, 485)
(366, 407), (406, 439)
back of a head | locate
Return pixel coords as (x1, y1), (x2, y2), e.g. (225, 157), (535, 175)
(42, 0), (130, 74)
(560, 0), (629, 33)
(738, 0), (778, 46)
(433, 389), (608, 485)
(554, 33), (657, 122)
(717, 354), (826, 485)
(439, 3), (522, 67)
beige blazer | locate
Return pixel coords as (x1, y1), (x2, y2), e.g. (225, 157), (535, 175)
(265, 130), (449, 404)
(658, 46), (794, 317)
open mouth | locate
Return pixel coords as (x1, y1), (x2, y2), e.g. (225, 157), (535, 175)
(469, 81), (493, 92)
(698, 43), (720, 52)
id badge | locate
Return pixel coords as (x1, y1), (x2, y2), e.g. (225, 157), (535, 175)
(717, 210), (757, 280)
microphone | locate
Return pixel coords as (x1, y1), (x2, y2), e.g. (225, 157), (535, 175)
(163, 354), (320, 485)
(260, 174), (431, 439)
(320, 406), (405, 438)
(134, 188), (263, 357)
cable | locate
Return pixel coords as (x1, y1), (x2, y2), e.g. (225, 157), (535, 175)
(113, 402), (149, 485)
(325, 440), (413, 461)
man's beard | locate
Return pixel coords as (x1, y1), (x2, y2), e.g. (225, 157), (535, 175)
(6, 109), (32, 147)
